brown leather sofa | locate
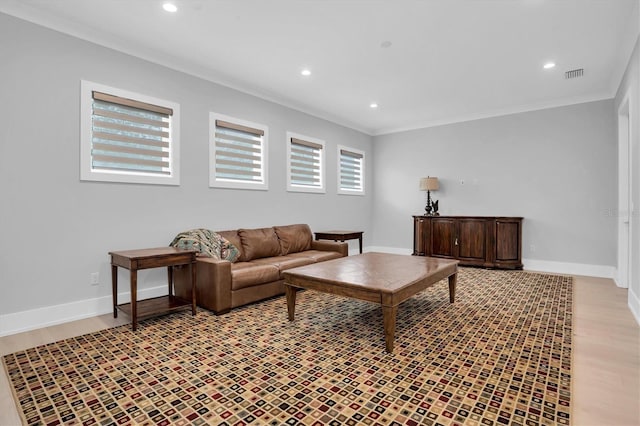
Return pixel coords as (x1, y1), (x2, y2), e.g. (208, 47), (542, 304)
(174, 224), (347, 314)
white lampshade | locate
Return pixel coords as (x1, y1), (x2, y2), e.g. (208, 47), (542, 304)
(419, 177), (439, 191)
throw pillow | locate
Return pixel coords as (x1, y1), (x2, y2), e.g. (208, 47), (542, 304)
(215, 233), (240, 263)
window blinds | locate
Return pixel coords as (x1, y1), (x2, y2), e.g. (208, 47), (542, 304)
(290, 137), (322, 188)
(90, 91), (173, 175)
(214, 120), (265, 183)
(339, 148), (364, 192)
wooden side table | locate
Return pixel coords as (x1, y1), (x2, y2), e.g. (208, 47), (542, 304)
(314, 231), (364, 254)
(110, 247), (197, 331)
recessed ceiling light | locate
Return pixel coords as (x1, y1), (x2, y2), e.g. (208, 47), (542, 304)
(163, 3), (178, 12)
(301, 69), (311, 76)
(370, 103), (379, 109)
(543, 62), (556, 69)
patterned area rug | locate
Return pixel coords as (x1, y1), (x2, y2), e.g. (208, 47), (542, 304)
(3, 268), (573, 426)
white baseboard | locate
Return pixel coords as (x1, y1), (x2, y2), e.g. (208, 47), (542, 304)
(0, 285), (167, 337)
(369, 247), (637, 324)
(629, 286), (640, 326)
(365, 246), (413, 255)
(522, 259), (616, 279)
(366, 246), (616, 279)
(613, 276), (627, 288)
(0, 250), (622, 337)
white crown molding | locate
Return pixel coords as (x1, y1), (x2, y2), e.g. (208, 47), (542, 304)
(609, 2), (640, 96)
(0, 4), (373, 136)
(0, 4), (624, 138)
(372, 93), (615, 136)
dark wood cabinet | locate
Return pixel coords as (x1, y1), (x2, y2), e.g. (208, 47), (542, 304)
(413, 216), (523, 269)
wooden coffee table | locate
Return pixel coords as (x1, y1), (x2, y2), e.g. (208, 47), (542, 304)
(283, 252), (458, 353)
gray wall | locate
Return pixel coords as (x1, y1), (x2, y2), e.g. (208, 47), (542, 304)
(371, 100), (617, 267)
(0, 11), (626, 326)
(0, 13), (373, 315)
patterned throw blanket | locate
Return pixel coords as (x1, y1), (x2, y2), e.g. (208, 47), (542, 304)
(169, 228), (239, 262)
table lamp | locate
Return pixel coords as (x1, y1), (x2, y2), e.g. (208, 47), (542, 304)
(419, 176), (439, 216)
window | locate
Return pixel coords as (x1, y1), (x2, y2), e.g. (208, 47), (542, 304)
(80, 80), (180, 185)
(210, 113), (268, 190)
(338, 146), (365, 195)
(286, 132), (325, 193)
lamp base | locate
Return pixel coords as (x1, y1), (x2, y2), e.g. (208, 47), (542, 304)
(424, 191), (439, 216)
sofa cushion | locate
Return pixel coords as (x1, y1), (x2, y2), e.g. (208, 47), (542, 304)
(274, 224), (312, 255)
(231, 262), (280, 290)
(238, 227), (281, 261)
(286, 250), (344, 263)
(251, 255), (312, 278)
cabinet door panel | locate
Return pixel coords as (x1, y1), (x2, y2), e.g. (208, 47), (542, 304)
(458, 219), (486, 260)
(431, 219), (456, 257)
(413, 217), (427, 255)
(496, 221), (520, 261)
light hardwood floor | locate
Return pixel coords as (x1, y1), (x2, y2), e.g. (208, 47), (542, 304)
(1, 275), (639, 426)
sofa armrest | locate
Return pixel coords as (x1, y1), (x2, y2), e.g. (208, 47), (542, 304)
(197, 257), (232, 314)
(174, 257), (233, 314)
(311, 240), (349, 257)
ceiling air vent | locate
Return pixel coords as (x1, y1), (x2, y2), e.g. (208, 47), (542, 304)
(565, 68), (584, 79)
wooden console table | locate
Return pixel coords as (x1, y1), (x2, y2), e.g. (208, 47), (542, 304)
(110, 247), (197, 330)
(314, 230), (363, 253)
(413, 216), (523, 269)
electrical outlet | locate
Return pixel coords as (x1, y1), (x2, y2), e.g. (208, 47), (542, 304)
(90, 272), (99, 286)
(460, 179), (465, 185)
(529, 244), (536, 253)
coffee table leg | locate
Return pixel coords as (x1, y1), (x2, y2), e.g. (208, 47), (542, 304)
(382, 305), (398, 353)
(285, 285), (297, 321)
(448, 273), (457, 303)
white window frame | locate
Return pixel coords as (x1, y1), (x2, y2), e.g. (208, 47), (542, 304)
(209, 113), (269, 190)
(80, 80), (180, 185)
(286, 132), (326, 194)
(337, 145), (365, 196)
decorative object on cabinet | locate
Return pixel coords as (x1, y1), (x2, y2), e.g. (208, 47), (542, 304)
(419, 176), (439, 216)
(412, 215), (523, 269)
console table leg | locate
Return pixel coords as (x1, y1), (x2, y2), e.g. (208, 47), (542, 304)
(130, 269), (138, 331)
(382, 305), (398, 354)
(285, 285), (297, 321)
(167, 266), (173, 297)
(448, 273), (457, 303)
(191, 261), (197, 315)
(111, 265), (118, 318)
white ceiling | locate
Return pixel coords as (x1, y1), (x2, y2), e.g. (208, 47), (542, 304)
(1, 0), (637, 135)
